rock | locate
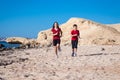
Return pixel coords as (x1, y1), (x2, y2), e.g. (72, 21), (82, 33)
(6, 37), (39, 48)
(37, 17), (120, 46)
(6, 37), (29, 45)
(0, 44), (4, 48)
(28, 39), (38, 48)
(0, 44), (4, 51)
(37, 31), (47, 41)
(19, 58), (29, 62)
(0, 60), (13, 66)
(0, 77), (5, 80)
(107, 24), (120, 32)
(37, 31), (53, 47)
(101, 48), (105, 51)
(39, 40), (52, 47)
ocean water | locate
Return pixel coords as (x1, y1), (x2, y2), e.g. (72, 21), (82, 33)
(0, 41), (20, 49)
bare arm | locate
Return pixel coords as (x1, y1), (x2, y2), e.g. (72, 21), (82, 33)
(78, 35), (80, 39)
(71, 34), (77, 37)
(60, 30), (62, 37)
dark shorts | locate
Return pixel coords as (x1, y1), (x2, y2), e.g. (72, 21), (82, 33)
(71, 40), (78, 49)
(53, 39), (61, 46)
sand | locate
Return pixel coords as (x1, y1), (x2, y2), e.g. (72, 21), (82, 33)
(0, 45), (120, 80)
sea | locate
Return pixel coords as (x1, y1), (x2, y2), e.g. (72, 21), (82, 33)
(0, 41), (21, 49)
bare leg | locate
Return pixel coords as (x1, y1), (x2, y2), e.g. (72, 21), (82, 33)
(54, 46), (58, 58)
(57, 44), (61, 52)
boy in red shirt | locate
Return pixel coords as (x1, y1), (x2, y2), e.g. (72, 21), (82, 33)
(51, 22), (62, 58)
(71, 24), (80, 57)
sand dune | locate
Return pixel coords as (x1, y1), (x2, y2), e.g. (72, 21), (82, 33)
(0, 45), (120, 80)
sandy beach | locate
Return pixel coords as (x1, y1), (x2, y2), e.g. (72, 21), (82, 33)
(0, 45), (120, 80)
(0, 0), (120, 79)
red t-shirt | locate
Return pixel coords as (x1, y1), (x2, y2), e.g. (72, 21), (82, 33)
(51, 28), (61, 40)
(71, 30), (80, 40)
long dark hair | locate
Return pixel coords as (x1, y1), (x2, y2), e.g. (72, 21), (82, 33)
(52, 22), (59, 29)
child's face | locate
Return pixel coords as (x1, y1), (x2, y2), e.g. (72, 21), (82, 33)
(54, 23), (58, 28)
(73, 26), (77, 30)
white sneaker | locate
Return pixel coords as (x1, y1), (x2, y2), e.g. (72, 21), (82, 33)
(75, 53), (77, 57)
(73, 53), (77, 57)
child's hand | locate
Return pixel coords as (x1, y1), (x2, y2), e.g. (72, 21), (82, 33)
(54, 32), (58, 35)
(72, 34), (77, 36)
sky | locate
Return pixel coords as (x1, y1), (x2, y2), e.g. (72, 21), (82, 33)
(0, 0), (120, 38)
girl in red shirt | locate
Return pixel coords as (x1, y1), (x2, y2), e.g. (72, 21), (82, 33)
(51, 22), (62, 58)
(71, 24), (80, 57)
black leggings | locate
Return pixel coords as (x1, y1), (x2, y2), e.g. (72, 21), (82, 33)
(71, 40), (78, 49)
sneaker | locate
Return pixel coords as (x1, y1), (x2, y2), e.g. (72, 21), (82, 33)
(72, 53), (77, 57)
(72, 53), (74, 57)
(74, 53), (77, 57)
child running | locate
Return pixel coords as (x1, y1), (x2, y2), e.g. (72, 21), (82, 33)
(71, 24), (80, 57)
(51, 22), (62, 58)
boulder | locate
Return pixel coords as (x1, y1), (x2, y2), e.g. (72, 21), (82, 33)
(37, 30), (52, 47)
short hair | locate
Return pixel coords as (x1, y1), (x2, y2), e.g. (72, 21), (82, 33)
(73, 24), (77, 27)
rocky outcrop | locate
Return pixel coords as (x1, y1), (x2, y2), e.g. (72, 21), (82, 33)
(37, 18), (120, 45)
(5, 18), (120, 47)
(37, 30), (52, 47)
(6, 37), (29, 45)
(6, 37), (38, 48)
(107, 24), (120, 32)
